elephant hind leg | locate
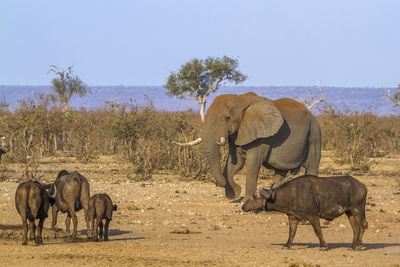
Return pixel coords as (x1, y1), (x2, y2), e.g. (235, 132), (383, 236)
(305, 119), (321, 176)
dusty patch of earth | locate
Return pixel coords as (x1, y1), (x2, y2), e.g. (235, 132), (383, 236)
(0, 153), (400, 266)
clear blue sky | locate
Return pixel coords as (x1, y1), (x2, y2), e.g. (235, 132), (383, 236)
(1, 0), (399, 87)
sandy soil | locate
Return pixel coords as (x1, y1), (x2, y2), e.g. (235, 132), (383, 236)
(0, 153), (399, 266)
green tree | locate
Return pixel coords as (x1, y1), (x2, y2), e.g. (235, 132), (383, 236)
(165, 56), (247, 122)
(48, 65), (88, 111)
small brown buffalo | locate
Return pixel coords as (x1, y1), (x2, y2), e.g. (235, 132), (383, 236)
(242, 175), (368, 250)
(88, 193), (117, 242)
(15, 181), (50, 245)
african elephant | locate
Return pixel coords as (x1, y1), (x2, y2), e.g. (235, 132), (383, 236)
(201, 92), (321, 201)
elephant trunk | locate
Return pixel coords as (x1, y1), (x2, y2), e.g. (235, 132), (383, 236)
(202, 132), (227, 187)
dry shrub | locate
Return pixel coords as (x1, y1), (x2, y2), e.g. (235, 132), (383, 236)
(318, 109), (400, 171)
(1, 93), (400, 180)
(0, 162), (10, 181)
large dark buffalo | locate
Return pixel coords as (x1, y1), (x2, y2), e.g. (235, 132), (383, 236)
(15, 181), (50, 245)
(242, 175), (368, 250)
(49, 170), (90, 239)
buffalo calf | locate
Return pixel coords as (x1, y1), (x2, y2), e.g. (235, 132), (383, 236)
(242, 175), (368, 250)
(88, 193), (117, 242)
(15, 181), (50, 245)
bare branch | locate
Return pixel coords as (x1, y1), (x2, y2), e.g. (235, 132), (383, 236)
(298, 83), (326, 110)
(182, 92), (202, 105)
(383, 87), (400, 107)
(206, 77), (226, 96)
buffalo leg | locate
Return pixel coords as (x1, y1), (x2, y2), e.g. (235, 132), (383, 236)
(99, 220), (104, 241)
(308, 216), (327, 249)
(71, 212), (78, 239)
(285, 215), (299, 249)
(51, 205), (59, 229)
(357, 213), (367, 248)
(356, 207), (368, 249)
(92, 217), (98, 242)
(346, 211), (360, 249)
(347, 210), (365, 250)
(28, 220), (36, 245)
(104, 219), (110, 241)
(65, 215), (71, 234)
(84, 212), (91, 239)
(21, 217), (28, 246)
(36, 217), (45, 244)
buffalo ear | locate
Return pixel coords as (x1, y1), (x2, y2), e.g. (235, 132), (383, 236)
(236, 100), (284, 146)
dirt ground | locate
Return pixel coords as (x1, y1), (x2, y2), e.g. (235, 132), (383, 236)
(0, 152), (399, 266)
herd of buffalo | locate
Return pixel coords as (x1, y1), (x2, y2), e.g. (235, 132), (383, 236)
(10, 93), (371, 250)
(15, 170), (117, 245)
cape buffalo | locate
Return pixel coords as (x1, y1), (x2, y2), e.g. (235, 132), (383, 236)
(242, 175), (368, 250)
(49, 170), (90, 239)
(15, 181), (50, 245)
(88, 193), (117, 242)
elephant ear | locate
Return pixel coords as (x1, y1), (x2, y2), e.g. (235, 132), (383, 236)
(236, 99), (284, 146)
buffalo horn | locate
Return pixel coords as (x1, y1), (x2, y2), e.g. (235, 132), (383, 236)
(259, 183), (275, 200)
(49, 184), (57, 198)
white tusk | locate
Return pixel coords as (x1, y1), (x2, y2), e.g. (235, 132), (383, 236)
(216, 137), (226, 146)
(173, 137), (202, 147)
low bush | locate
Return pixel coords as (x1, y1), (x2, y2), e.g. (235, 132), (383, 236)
(0, 94), (400, 178)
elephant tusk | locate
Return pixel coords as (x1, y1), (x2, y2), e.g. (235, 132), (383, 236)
(173, 137), (202, 147)
(216, 137), (226, 146)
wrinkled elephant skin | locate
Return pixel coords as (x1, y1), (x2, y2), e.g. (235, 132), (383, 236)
(202, 92), (321, 201)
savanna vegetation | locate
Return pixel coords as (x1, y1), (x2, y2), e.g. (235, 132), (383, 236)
(0, 93), (399, 181)
(1, 64), (399, 181)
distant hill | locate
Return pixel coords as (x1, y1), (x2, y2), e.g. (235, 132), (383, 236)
(0, 85), (398, 116)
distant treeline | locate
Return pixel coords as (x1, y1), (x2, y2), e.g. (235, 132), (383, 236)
(0, 96), (399, 180)
(0, 85), (399, 115)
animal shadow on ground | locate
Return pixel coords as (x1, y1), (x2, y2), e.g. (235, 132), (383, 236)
(78, 228), (144, 242)
(231, 197), (244, 203)
(271, 242), (400, 250)
(0, 224), (79, 244)
(0, 224), (21, 231)
(79, 228), (130, 237)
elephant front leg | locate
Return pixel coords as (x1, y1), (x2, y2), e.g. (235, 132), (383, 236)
(223, 145), (245, 199)
(243, 147), (266, 202)
(273, 169), (288, 187)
